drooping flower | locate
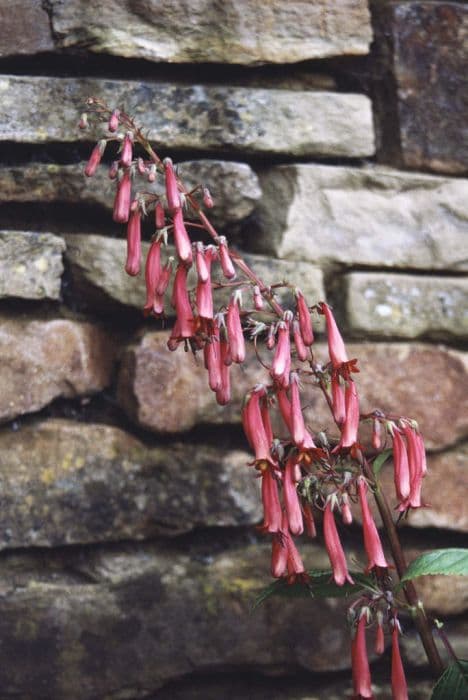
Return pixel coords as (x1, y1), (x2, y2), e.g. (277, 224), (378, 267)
(391, 428), (410, 503)
(204, 322), (222, 392)
(84, 140), (106, 177)
(171, 264), (194, 339)
(113, 169), (132, 223)
(391, 623), (408, 700)
(331, 373), (346, 425)
(351, 612), (373, 699)
(215, 335), (231, 405)
(172, 209), (193, 265)
(323, 500), (354, 586)
(340, 493), (353, 525)
(357, 477), (389, 571)
(164, 157), (181, 214)
(283, 456), (303, 535)
(120, 131), (133, 167)
(195, 246), (214, 319)
(295, 289), (314, 346)
(271, 321), (291, 388)
(155, 201), (166, 230)
(321, 302), (348, 368)
(144, 238), (162, 312)
(241, 385), (273, 466)
(253, 285), (264, 310)
(227, 292), (246, 363)
(261, 467), (282, 533)
(125, 204), (141, 276)
(336, 380), (360, 449)
(155, 257), (173, 297)
(401, 425), (425, 510)
(293, 320), (308, 362)
(218, 236), (236, 279)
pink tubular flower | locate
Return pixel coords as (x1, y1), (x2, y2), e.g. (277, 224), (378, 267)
(218, 236), (236, 279)
(204, 323), (222, 392)
(172, 209), (193, 265)
(108, 109), (120, 132)
(271, 530), (288, 578)
(120, 132), (133, 167)
(321, 302), (348, 369)
(113, 169), (132, 223)
(203, 187), (213, 208)
(195, 242), (209, 283)
(144, 238), (162, 311)
(271, 321), (291, 388)
(293, 320), (308, 362)
(171, 264), (194, 339)
(337, 380), (360, 449)
(375, 612), (385, 655)
(215, 336), (231, 405)
(391, 625), (408, 700)
(331, 373), (346, 425)
(341, 493), (353, 525)
(357, 478), (389, 571)
(253, 285), (264, 310)
(156, 257), (173, 297)
(227, 293), (245, 363)
(323, 500), (354, 586)
(155, 201), (166, 230)
(295, 289), (314, 346)
(352, 613), (373, 699)
(125, 205), (141, 276)
(289, 372), (305, 447)
(84, 140), (106, 177)
(242, 385), (273, 465)
(392, 428), (410, 503)
(196, 247), (214, 319)
(401, 425), (425, 509)
(164, 157), (181, 214)
(261, 467), (282, 533)
(283, 456), (303, 535)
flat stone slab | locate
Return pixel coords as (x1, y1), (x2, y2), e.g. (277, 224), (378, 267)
(63, 233), (325, 313)
(0, 542), (350, 699)
(117, 333), (468, 450)
(373, 1), (468, 174)
(345, 272), (468, 340)
(253, 164), (468, 270)
(0, 419), (259, 549)
(0, 230), (65, 300)
(0, 76), (375, 157)
(0, 315), (115, 422)
(48, 0), (372, 64)
(0, 160), (261, 229)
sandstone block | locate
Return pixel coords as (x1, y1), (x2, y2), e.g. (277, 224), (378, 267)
(0, 76), (375, 157)
(0, 160), (261, 229)
(117, 333), (468, 450)
(64, 233), (325, 313)
(48, 0), (372, 64)
(345, 273), (468, 340)
(0, 419), (260, 549)
(252, 164), (468, 270)
(0, 316), (115, 422)
(0, 0), (53, 56)
(0, 543), (350, 698)
(373, 1), (468, 174)
(0, 230), (65, 300)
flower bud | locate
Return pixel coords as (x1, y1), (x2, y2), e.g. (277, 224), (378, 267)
(108, 160), (119, 180)
(108, 109), (120, 132)
(357, 477), (389, 571)
(271, 321), (291, 388)
(172, 209), (193, 265)
(84, 140), (106, 177)
(120, 132), (133, 168)
(295, 289), (314, 346)
(78, 113), (88, 130)
(113, 169), (132, 223)
(144, 239), (162, 312)
(293, 320), (308, 362)
(226, 293), (245, 364)
(164, 157), (181, 214)
(203, 187), (214, 208)
(125, 204), (141, 276)
(253, 285), (264, 310)
(218, 236), (236, 279)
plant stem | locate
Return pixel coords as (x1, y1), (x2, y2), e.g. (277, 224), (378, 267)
(361, 458), (445, 677)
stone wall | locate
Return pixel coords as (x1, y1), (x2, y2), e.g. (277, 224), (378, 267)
(0, 1), (466, 698)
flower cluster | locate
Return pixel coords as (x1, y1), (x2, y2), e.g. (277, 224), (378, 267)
(80, 99), (432, 699)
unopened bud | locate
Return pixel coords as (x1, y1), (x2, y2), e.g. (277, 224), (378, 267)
(108, 160), (119, 180)
(137, 157), (147, 175)
(108, 109), (120, 132)
(253, 285), (264, 310)
(203, 187), (214, 208)
(78, 113), (88, 129)
(148, 164), (157, 183)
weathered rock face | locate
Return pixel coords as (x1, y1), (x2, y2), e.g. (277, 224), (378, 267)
(0, 543), (350, 699)
(0, 0), (53, 56)
(373, 1), (468, 174)
(117, 333), (468, 450)
(0, 419), (259, 549)
(0, 76), (375, 157)
(401, 618), (468, 669)
(48, 0), (372, 64)
(377, 445), (468, 533)
(0, 316), (115, 422)
(0, 160), (261, 229)
(252, 164), (468, 269)
(345, 273), (468, 340)
(0, 231), (65, 301)
(64, 233), (325, 313)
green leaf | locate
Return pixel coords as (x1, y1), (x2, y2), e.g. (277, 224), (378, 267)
(372, 448), (393, 476)
(251, 570), (375, 612)
(401, 549), (468, 583)
(431, 660), (468, 699)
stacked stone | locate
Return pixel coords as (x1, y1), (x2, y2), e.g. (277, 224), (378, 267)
(0, 1), (466, 699)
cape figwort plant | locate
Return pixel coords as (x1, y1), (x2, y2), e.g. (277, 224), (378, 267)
(79, 98), (468, 699)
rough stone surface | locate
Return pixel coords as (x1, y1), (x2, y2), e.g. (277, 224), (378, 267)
(401, 618), (468, 669)
(0, 76), (375, 157)
(0, 543), (351, 699)
(252, 164), (468, 270)
(117, 334), (468, 450)
(374, 1), (468, 174)
(64, 233), (325, 313)
(0, 316), (115, 422)
(0, 418), (259, 549)
(377, 445), (468, 533)
(345, 273), (468, 340)
(0, 160), (261, 229)
(48, 0), (372, 64)
(0, 0), (54, 56)
(0, 230), (65, 301)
